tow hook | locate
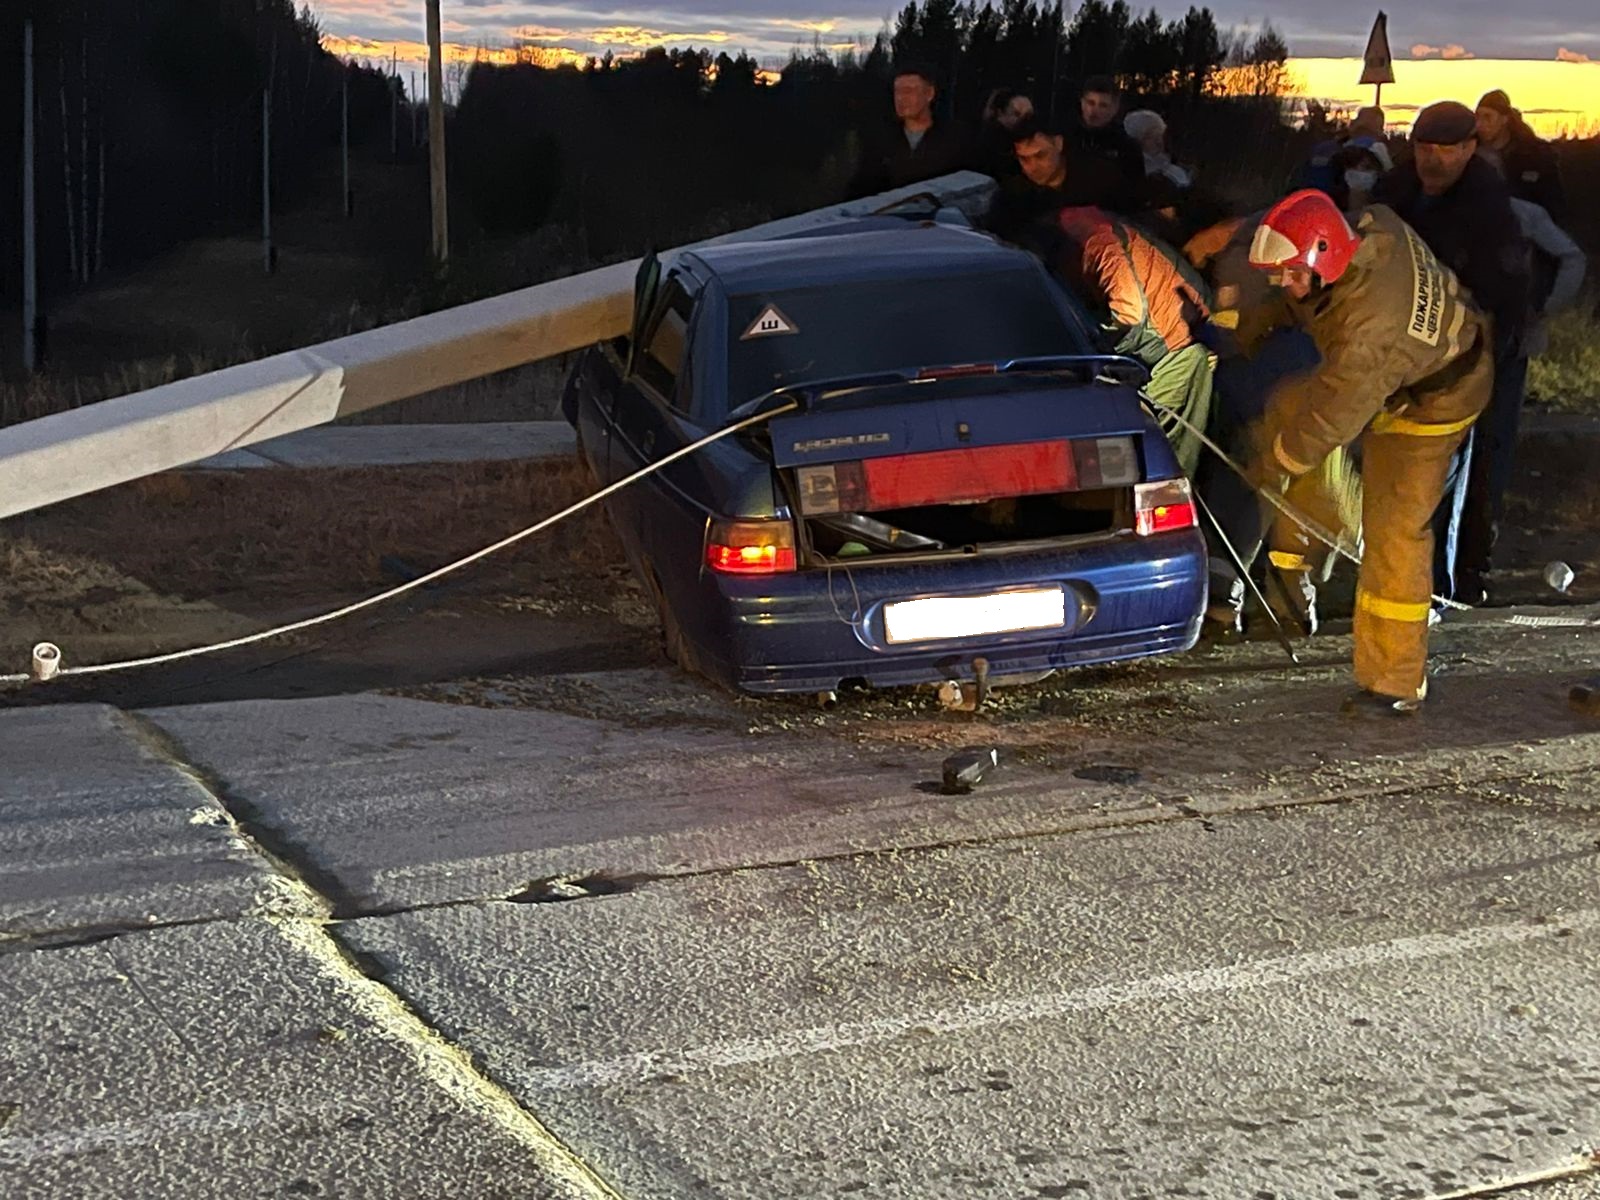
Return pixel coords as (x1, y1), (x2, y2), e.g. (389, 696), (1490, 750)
(937, 657), (991, 713)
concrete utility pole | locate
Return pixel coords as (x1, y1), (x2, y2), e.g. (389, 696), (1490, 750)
(262, 87), (273, 274)
(341, 66), (351, 218)
(22, 19), (38, 371)
(426, 0), (449, 265)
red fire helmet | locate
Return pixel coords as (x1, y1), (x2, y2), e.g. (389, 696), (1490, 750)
(1248, 189), (1361, 284)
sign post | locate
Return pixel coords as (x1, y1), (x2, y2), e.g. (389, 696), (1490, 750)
(1359, 11), (1395, 108)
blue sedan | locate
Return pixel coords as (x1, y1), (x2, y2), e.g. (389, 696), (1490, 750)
(561, 217), (1206, 695)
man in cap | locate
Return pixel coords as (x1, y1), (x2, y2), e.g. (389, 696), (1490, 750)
(1476, 89), (1566, 222)
(1241, 189), (1492, 716)
(1374, 100), (1529, 606)
(847, 62), (971, 199)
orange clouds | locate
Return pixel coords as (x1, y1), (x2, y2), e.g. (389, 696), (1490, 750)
(320, 32), (585, 69)
(1557, 48), (1593, 64)
(1410, 44), (1475, 61)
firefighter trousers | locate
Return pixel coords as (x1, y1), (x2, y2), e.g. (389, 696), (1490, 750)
(1353, 420), (1472, 701)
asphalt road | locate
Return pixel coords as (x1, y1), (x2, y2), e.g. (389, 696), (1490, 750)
(3, 610), (1599, 1198)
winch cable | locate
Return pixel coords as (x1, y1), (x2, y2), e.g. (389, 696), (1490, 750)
(1190, 486), (1301, 664)
(1145, 398), (1478, 611)
(1, 402), (797, 687)
(1154, 398), (1600, 631)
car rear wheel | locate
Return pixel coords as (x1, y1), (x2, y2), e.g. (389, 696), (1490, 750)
(644, 563), (695, 674)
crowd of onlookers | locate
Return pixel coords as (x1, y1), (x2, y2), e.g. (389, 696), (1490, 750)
(845, 60), (1588, 702)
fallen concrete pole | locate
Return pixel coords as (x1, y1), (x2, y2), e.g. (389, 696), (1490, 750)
(0, 173), (996, 520)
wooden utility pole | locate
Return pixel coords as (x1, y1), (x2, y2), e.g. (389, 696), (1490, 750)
(22, 19), (38, 371)
(79, 37), (89, 283)
(58, 56), (76, 282)
(341, 65), (351, 217)
(262, 87), (274, 273)
(426, 0), (449, 265)
(390, 48), (398, 158)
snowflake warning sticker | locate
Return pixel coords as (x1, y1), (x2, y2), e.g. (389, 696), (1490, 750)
(740, 304), (799, 340)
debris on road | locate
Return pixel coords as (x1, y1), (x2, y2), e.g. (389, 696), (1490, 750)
(1075, 764), (1142, 785)
(1570, 677), (1600, 716)
(1545, 561), (1576, 594)
(942, 747), (1000, 794)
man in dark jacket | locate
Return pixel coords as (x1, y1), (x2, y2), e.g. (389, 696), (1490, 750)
(1476, 89), (1566, 223)
(1374, 100), (1530, 605)
(983, 119), (1125, 246)
(1067, 76), (1145, 213)
(847, 63), (970, 199)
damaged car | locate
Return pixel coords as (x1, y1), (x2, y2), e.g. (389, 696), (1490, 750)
(561, 217), (1206, 696)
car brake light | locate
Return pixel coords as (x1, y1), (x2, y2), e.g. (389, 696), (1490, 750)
(707, 518), (797, 574)
(1134, 478), (1198, 536)
(917, 363), (998, 380)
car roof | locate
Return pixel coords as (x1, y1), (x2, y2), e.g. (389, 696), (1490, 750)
(678, 222), (1044, 294)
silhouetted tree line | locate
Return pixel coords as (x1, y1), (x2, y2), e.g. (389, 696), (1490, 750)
(450, 0), (1293, 256)
(0, 1), (398, 309)
(0, 0), (1298, 317)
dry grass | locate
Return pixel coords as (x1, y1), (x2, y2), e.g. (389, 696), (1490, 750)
(1528, 304), (1600, 414)
(3, 456), (618, 603)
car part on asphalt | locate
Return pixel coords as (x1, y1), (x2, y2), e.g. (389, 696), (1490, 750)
(941, 746), (1000, 794)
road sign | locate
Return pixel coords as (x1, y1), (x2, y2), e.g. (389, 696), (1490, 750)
(1360, 12), (1395, 86)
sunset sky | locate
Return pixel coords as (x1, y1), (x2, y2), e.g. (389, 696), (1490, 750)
(309, 1), (1600, 134)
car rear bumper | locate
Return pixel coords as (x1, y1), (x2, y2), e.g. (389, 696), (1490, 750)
(689, 531), (1207, 694)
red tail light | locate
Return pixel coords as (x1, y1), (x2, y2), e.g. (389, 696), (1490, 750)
(707, 518), (797, 574)
(917, 363), (998, 380)
(1134, 478), (1198, 536)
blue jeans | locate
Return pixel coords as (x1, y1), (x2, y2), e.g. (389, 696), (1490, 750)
(1434, 343), (1526, 599)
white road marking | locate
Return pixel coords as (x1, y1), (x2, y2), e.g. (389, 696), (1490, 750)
(521, 910), (1600, 1091)
(0, 1099), (342, 1165)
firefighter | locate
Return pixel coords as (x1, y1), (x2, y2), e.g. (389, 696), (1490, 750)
(1243, 190), (1492, 716)
(1053, 206), (1214, 476)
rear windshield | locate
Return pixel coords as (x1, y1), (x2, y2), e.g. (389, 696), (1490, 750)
(724, 270), (1086, 413)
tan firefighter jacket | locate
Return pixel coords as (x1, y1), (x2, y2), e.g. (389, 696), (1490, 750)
(1261, 204), (1491, 476)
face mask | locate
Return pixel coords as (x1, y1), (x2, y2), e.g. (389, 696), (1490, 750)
(1344, 169), (1378, 194)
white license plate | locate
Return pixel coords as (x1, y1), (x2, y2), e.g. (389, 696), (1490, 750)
(883, 587), (1066, 645)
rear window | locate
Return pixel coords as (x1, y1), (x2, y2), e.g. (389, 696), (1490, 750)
(724, 270), (1085, 413)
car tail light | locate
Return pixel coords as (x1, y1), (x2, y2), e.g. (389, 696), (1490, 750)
(1134, 478), (1198, 537)
(1071, 436), (1140, 488)
(707, 518), (797, 574)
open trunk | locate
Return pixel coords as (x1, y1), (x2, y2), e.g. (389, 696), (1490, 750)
(801, 488), (1130, 563)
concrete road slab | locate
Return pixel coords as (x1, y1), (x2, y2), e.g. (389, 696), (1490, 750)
(0, 705), (315, 939)
(344, 793), (1600, 1198)
(140, 677), (1600, 918)
(0, 916), (611, 1199)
